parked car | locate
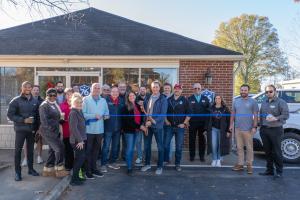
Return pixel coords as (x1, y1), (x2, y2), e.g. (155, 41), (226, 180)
(253, 108), (300, 163)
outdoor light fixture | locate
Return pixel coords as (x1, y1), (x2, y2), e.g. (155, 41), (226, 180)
(205, 68), (213, 85)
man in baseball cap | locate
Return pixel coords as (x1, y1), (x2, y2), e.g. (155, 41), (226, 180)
(164, 83), (191, 171)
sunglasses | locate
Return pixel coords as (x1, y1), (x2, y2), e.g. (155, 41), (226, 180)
(265, 91), (274, 94)
(194, 88), (201, 90)
(48, 94), (57, 97)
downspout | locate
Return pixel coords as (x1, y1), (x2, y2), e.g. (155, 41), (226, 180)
(232, 60), (241, 152)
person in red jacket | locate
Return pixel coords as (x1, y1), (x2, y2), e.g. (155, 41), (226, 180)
(60, 88), (74, 171)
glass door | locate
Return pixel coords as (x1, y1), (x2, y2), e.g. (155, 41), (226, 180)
(36, 71), (101, 98)
(38, 76), (66, 98)
(71, 76), (99, 96)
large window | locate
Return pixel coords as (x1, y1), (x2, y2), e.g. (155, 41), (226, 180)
(141, 68), (177, 89)
(0, 67), (34, 124)
(103, 68), (139, 92)
(0, 66), (178, 125)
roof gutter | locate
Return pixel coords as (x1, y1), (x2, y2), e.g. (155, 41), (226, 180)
(0, 55), (244, 61)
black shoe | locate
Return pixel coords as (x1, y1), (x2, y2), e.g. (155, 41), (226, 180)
(15, 173), (22, 181)
(259, 171), (274, 176)
(70, 179), (84, 186)
(273, 173), (282, 179)
(85, 173), (95, 180)
(190, 157), (195, 162)
(127, 169), (133, 176)
(28, 169), (39, 176)
(92, 170), (104, 178)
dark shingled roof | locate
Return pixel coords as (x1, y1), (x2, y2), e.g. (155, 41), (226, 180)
(0, 7), (241, 56)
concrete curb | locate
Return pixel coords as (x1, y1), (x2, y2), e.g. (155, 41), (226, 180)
(35, 175), (70, 200)
(0, 163), (11, 171)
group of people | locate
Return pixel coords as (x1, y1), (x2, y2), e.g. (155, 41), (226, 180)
(7, 79), (289, 186)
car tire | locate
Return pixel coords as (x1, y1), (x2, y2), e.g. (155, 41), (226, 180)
(281, 132), (300, 164)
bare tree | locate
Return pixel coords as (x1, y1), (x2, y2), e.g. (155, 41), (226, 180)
(0, 0), (90, 16)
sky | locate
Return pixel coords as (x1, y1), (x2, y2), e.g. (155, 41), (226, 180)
(0, 0), (299, 70)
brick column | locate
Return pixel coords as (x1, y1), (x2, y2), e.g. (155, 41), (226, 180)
(179, 60), (235, 150)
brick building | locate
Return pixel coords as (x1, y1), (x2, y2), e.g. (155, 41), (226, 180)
(0, 8), (242, 149)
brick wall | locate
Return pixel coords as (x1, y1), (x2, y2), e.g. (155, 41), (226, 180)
(0, 125), (15, 149)
(179, 60), (235, 150)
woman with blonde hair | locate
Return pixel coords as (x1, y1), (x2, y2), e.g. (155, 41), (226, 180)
(69, 93), (87, 185)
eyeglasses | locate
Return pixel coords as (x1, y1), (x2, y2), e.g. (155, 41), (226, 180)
(48, 94), (57, 97)
(194, 88), (201, 90)
(265, 91), (274, 94)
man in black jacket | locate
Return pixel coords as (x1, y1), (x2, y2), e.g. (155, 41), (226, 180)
(164, 84), (191, 171)
(188, 83), (210, 162)
(7, 81), (40, 181)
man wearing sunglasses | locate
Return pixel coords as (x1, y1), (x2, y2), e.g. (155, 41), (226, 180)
(188, 83), (210, 162)
(259, 85), (289, 178)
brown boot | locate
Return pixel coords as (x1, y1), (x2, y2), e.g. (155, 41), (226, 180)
(42, 166), (56, 177)
(55, 165), (70, 178)
(247, 165), (253, 174)
(232, 164), (244, 171)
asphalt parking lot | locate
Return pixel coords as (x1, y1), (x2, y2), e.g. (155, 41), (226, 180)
(59, 152), (300, 200)
(59, 166), (300, 200)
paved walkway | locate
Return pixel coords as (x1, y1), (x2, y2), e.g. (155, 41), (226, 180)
(0, 149), (63, 200)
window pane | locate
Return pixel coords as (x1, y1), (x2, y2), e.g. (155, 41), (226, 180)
(38, 76), (66, 99)
(0, 67), (34, 124)
(280, 91), (300, 103)
(71, 76), (99, 96)
(141, 68), (177, 89)
(103, 68), (139, 92)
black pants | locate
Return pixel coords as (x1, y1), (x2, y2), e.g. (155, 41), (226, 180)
(260, 126), (284, 174)
(189, 124), (206, 159)
(72, 143), (86, 181)
(86, 134), (102, 173)
(15, 131), (34, 173)
(43, 133), (65, 167)
(63, 137), (74, 170)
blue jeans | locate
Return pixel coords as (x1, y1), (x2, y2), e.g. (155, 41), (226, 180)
(135, 131), (143, 160)
(164, 126), (185, 165)
(125, 133), (137, 170)
(101, 131), (121, 166)
(164, 125), (174, 161)
(211, 127), (221, 160)
(144, 127), (164, 168)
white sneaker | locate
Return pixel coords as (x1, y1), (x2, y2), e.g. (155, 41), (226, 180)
(21, 158), (27, 167)
(211, 160), (217, 167)
(141, 165), (151, 172)
(155, 168), (163, 175)
(37, 156), (44, 164)
(216, 160), (222, 167)
(135, 158), (142, 164)
(101, 165), (108, 173)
